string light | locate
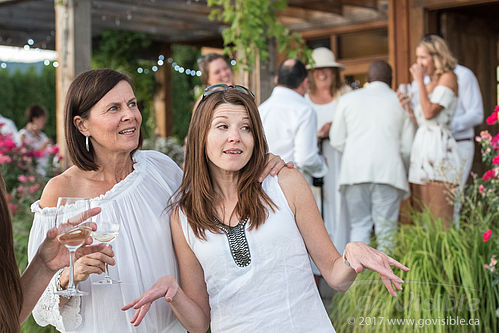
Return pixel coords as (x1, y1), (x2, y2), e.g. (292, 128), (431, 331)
(135, 54), (234, 78)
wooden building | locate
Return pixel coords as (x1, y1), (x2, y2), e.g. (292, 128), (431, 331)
(0, 0), (498, 174)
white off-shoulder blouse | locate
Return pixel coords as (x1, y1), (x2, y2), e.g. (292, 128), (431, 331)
(27, 150), (186, 333)
(409, 85), (462, 185)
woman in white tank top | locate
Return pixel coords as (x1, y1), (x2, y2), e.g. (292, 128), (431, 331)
(123, 84), (409, 332)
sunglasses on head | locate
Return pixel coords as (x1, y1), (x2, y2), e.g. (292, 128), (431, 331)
(201, 84), (255, 101)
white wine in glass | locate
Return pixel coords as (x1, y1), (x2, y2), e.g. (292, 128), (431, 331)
(54, 197), (91, 297)
(90, 199), (121, 285)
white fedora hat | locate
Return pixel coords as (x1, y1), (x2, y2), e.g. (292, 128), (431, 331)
(307, 47), (345, 70)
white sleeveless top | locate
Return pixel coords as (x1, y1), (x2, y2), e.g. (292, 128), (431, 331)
(179, 175), (335, 332)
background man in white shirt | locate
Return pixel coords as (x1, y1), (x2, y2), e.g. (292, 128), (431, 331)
(259, 59), (327, 179)
(331, 61), (411, 252)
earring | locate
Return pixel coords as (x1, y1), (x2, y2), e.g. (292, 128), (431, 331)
(85, 136), (90, 152)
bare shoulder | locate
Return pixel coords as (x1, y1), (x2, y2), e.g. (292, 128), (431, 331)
(438, 71), (458, 94)
(277, 168), (309, 200)
(39, 167), (80, 208)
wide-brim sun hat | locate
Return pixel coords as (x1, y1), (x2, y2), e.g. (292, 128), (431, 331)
(307, 47), (345, 70)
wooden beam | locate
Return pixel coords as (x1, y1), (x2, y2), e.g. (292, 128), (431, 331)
(288, 0), (343, 14)
(340, 54), (388, 75)
(301, 19), (387, 38)
(55, 0), (92, 166)
(422, 0), (499, 10)
(341, 0), (379, 9)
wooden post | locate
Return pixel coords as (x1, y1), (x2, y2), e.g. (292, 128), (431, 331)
(237, 39), (277, 105)
(55, 0), (91, 167)
(388, 0), (411, 88)
(154, 44), (173, 137)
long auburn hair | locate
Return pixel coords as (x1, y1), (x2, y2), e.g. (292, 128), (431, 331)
(0, 175), (22, 332)
(172, 89), (276, 240)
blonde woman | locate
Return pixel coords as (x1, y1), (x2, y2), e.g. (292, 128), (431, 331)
(402, 35), (461, 228)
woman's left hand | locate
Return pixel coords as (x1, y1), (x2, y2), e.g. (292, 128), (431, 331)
(343, 242), (410, 296)
(259, 153), (293, 182)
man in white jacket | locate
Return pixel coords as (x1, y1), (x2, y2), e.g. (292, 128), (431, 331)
(330, 61), (411, 252)
(260, 59), (327, 180)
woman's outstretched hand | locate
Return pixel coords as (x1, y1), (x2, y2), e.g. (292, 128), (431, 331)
(121, 275), (180, 326)
(343, 242), (410, 296)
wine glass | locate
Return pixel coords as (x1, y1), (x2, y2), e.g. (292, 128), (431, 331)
(90, 199), (121, 285)
(54, 197), (91, 297)
(398, 83), (412, 111)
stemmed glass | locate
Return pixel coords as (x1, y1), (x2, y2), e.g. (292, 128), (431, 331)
(54, 197), (92, 297)
(90, 199), (121, 285)
(398, 83), (413, 111)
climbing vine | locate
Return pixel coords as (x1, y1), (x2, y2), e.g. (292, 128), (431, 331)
(206, 0), (312, 69)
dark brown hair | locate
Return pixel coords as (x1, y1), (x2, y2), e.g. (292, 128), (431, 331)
(308, 67), (343, 98)
(0, 174), (22, 332)
(198, 53), (230, 87)
(173, 88), (276, 240)
(65, 69), (143, 171)
(25, 104), (48, 123)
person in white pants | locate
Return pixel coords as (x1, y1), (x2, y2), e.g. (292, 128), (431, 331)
(331, 61), (411, 252)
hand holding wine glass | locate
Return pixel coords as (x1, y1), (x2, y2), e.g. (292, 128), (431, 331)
(54, 197), (93, 297)
(90, 199), (121, 285)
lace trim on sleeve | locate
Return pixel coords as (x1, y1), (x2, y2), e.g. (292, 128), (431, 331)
(32, 269), (82, 331)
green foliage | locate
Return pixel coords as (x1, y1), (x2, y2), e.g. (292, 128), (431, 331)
(171, 45), (201, 140)
(0, 66), (56, 140)
(330, 211), (499, 332)
(206, 0), (312, 70)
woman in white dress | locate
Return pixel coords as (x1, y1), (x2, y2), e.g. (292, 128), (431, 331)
(402, 35), (461, 228)
(27, 69), (286, 332)
(305, 48), (351, 257)
(19, 104), (51, 175)
(122, 85), (409, 332)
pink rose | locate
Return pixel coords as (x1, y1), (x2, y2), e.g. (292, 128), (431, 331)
(493, 154), (499, 165)
(491, 257), (497, 266)
(483, 229), (492, 242)
(484, 264), (489, 269)
(0, 154), (12, 164)
(480, 130), (492, 141)
(50, 145), (60, 155)
(491, 134), (499, 150)
(479, 184), (485, 195)
(18, 175), (28, 183)
(28, 175), (35, 182)
(495, 105), (499, 112)
(29, 184), (40, 194)
(483, 169), (495, 181)
(486, 112), (498, 125)
(8, 203), (17, 216)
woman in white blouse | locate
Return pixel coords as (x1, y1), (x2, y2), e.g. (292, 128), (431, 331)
(122, 85), (409, 332)
(27, 69), (285, 332)
(401, 35), (461, 228)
